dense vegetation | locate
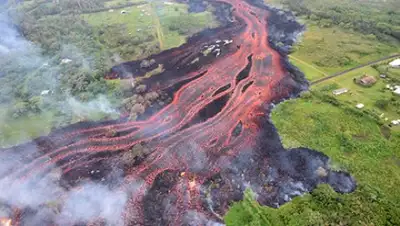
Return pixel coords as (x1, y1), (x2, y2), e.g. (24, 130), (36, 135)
(273, 0), (400, 43)
(265, 0), (399, 81)
(225, 90), (400, 225)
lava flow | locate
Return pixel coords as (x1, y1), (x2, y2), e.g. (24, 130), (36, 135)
(0, 0), (356, 225)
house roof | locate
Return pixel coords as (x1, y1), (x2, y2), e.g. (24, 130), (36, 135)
(360, 75), (376, 84)
(389, 59), (400, 67)
(356, 103), (364, 109)
(332, 88), (348, 94)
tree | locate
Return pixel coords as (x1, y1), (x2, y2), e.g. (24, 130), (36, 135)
(375, 99), (389, 110)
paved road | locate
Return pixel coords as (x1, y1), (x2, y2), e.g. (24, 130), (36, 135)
(310, 54), (400, 85)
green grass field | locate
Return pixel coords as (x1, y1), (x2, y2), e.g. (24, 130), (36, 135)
(225, 93), (400, 225)
(82, 5), (153, 38)
(266, 0), (400, 82)
(289, 55), (328, 81)
(82, 1), (217, 59)
(104, 0), (144, 7)
(312, 62), (400, 129)
(0, 108), (54, 147)
(291, 23), (399, 78)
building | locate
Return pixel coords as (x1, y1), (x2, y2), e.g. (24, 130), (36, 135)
(60, 58), (72, 64)
(356, 103), (364, 109)
(394, 87), (400, 96)
(40, 90), (50, 95)
(356, 75), (377, 86)
(389, 59), (400, 68)
(332, 88), (348, 95)
(391, 119), (400, 126)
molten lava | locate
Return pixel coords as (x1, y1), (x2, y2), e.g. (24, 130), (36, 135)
(0, 218), (11, 226)
(0, 0), (355, 225)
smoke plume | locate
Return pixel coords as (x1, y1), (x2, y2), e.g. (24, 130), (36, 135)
(0, 4), (125, 225)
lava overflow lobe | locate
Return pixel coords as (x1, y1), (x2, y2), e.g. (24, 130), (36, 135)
(0, 0), (355, 225)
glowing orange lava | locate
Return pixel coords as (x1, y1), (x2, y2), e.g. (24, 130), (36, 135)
(0, 218), (12, 226)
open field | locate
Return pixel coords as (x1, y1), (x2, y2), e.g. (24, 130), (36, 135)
(266, 0), (400, 82)
(288, 55), (328, 81)
(313, 63), (400, 129)
(82, 1), (218, 59)
(0, 108), (54, 147)
(291, 23), (399, 80)
(104, 0), (144, 8)
(225, 93), (400, 225)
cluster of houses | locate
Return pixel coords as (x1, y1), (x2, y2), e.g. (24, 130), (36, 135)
(330, 59), (400, 127)
(385, 84), (400, 95)
(202, 39), (233, 57)
(391, 119), (400, 126)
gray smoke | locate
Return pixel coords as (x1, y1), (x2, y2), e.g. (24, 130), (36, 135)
(0, 5), (126, 225)
(56, 183), (127, 226)
(0, 143), (128, 225)
(67, 95), (118, 118)
(184, 210), (225, 226)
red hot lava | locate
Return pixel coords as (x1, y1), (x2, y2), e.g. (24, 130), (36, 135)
(0, 0), (355, 225)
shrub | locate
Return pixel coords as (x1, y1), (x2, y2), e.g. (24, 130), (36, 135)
(375, 99), (390, 110)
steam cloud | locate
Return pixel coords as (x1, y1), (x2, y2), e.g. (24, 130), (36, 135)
(67, 95), (118, 118)
(0, 4), (126, 225)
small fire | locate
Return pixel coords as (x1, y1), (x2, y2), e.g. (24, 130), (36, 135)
(189, 180), (196, 189)
(180, 172), (186, 177)
(0, 218), (12, 226)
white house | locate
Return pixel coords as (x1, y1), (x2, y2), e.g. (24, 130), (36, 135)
(60, 58), (72, 64)
(394, 87), (400, 96)
(332, 88), (348, 96)
(356, 103), (364, 109)
(391, 119), (400, 126)
(41, 90), (51, 95)
(389, 59), (400, 68)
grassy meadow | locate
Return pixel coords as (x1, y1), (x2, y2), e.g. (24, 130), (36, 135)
(82, 1), (217, 58)
(290, 23), (399, 77)
(313, 63), (400, 128)
(266, 0), (400, 82)
(225, 92), (400, 225)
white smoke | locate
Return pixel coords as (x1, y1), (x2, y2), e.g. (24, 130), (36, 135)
(67, 95), (118, 118)
(56, 183), (127, 226)
(0, 142), (129, 225)
(184, 210), (225, 226)
(0, 4), (126, 225)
